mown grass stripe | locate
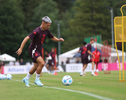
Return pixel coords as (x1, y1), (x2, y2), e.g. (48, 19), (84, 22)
(11, 79), (114, 100)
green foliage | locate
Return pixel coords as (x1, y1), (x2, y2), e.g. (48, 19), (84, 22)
(63, 0), (111, 51)
(19, 0), (41, 31)
(0, 0), (26, 57)
(106, 0), (126, 16)
(0, 0), (126, 60)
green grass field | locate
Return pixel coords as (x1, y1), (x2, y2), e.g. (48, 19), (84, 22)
(0, 71), (126, 100)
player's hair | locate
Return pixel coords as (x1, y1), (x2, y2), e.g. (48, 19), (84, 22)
(83, 41), (87, 45)
(42, 16), (52, 23)
(45, 51), (49, 53)
(90, 38), (94, 41)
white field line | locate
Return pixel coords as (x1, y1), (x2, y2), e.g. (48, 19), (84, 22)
(11, 79), (114, 100)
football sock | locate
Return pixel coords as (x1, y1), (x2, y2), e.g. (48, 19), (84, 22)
(48, 70), (50, 74)
(26, 73), (32, 79)
(84, 71), (86, 75)
(36, 73), (40, 80)
(52, 70), (55, 75)
(91, 70), (94, 75)
(80, 71), (83, 75)
(96, 69), (99, 73)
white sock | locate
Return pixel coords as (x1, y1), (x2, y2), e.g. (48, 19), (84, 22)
(36, 74), (40, 80)
(51, 70), (55, 75)
(48, 70), (50, 74)
(91, 70), (94, 75)
(80, 71), (83, 75)
(26, 73), (32, 79)
(96, 69), (99, 73)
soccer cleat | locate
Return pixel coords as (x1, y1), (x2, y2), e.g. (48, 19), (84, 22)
(80, 72), (86, 76)
(34, 79), (43, 87)
(80, 74), (85, 76)
(23, 78), (30, 87)
(91, 73), (97, 76)
(95, 72), (99, 76)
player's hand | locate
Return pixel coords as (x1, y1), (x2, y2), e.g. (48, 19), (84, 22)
(16, 48), (22, 56)
(92, 54), (95, 59)
(59, 38), (64, 42)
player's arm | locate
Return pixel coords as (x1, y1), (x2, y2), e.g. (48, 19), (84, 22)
(87, 50), (95, 58)
(50, 36), (64, 42)
(16, 36), (30, 56)
(78, 47), (81, 53)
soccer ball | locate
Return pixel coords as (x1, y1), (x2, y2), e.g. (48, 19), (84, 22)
(1, 75), (6, 80)
(7, 74), (12, 80)
(4, 75), (7, 79)
(62, 75), (73, 86)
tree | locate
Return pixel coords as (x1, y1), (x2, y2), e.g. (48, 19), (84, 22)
(19, 0), (41, 32)
(63, 0), (111, 51)
(53, 0), (74, 17)
(106, 0), (126, 17)
(0, 0), (26, 58)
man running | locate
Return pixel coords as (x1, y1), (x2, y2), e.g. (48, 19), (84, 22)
(48, 48), (56, 75)
(79, 38), (97, 76)
(16, 16), (64, 87)
(78, 41), (87, 76)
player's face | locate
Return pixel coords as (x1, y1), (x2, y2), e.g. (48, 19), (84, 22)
(45, 52), (48, 55)
(43, 22), (51, 30)
(91, 40), (94, 44)
(52, 48), (55, 52)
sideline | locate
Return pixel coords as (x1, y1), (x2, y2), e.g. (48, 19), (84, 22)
(11, 79), (114, 100)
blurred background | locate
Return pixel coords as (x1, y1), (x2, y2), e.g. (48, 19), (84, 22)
(0, 0), (126, 63)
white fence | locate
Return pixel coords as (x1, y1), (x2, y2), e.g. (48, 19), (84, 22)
(3, 63), (93, 74)
(66, 63), (93, 72)
(4, 65), (48, 74)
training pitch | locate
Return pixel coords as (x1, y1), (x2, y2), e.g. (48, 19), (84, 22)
(0, 71), (126, 100)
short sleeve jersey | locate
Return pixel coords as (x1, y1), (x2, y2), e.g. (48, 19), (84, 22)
(28, 27), (54, 51)
(79, 46), (87, 58)
(84, 43), (91, 58)
(50, 52), (55, 61)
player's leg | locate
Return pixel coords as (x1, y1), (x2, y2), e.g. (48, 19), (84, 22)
(51, 65), (55, 75)
(46, 64), (49, 70)
(29, 63), (39, 74)
(95, 62), (99, 75)
(23, 63), (39, 87)
(46, 64), (50, 74)
(91, 61), (97, 76)
(80, 56), (85, 76)
(45, 59), (50, 74)
(80, 64), (87, 76)
(83, 64), (88, 75)
(50, 60), (55, 75)
(35, 56), (45, 86)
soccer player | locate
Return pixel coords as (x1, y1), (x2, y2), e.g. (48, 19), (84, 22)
(45, 51), (51, 74)
(16, 16), (64, 87)
(48, 48), (56, 75)
(78, 41), (87, 76)
(79, 38), (97, 76)
(92, 48), (101, 75)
